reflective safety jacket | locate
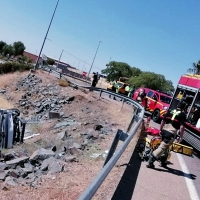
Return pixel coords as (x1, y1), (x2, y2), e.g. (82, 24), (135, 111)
(114, 82), (119, 89)
(170, 109), (181, 120)
(125, 85), (130, 92)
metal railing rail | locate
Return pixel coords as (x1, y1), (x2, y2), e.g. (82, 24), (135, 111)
(40, 66), (91, 83)
(78, 105), (143, 200)
(39, 66), (145, 200)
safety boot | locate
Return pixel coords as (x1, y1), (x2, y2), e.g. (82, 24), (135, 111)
(159, 156), (168, 168)
(146, 155), (156, 168)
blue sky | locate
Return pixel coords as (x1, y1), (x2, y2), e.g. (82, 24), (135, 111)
(0, 0), (200, 86)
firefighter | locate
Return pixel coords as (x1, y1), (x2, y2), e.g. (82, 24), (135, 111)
(136, 88), (146, 103)
(136, 88), (147, 109)
(92, 72), (98, 87)
(125, 85), (130, 96)
(128, 85), (136, 98)
(146, 101), (187, 168)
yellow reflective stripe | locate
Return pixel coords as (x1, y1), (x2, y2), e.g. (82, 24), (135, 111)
(160, 110), (167, 116)
(171, 110), (181, 120)
(147, 97), (163, 106)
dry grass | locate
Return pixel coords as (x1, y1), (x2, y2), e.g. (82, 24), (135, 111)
(58, 79), (70, 87)
(0, 96), (13, 109)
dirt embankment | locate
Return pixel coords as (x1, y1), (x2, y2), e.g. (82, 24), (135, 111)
(0, 70), (140, 200)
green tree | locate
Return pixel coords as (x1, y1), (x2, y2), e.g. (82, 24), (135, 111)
(17, 55), (32, 64)
(2, 44), (15, 57)
(187, 60), (200, 74)
(47, 58), (55, 65)
(131, 67), (142, 77)
(102, 61), (133, 81)
(13, 41), (26, 56)
(129, 72), (174, 92)
(0, 41), (7, 54)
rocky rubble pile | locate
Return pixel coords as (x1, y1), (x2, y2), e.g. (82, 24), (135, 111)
(15, 74), (75, 120)
(0, 146), (77, 189)
(0, 123), (111, 189)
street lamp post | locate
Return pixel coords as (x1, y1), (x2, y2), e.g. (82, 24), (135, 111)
(34, 0), (60, 70)
(87, 41), (101, 78)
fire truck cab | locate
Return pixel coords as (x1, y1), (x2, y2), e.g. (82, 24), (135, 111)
(169, 74), (200, 151)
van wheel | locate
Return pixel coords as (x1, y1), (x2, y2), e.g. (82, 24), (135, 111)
(152, 110), (161, 123)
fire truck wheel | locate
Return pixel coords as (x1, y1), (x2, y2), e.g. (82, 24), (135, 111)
(152, 109), (161, 123)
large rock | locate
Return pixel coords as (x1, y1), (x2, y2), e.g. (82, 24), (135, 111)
(22, 163), (34, 173)
(40, 156), (56, 171)
(3, 153), (15, 161)
(40, 156), (64, 174)
(30, 148), (55, 162)
(49, 111), (60, 119)
(9, 169), (19, 178)
(6, 156), (29, 165)
(4, 176), (18, 187)
(70, 147), (80, 155)
(0, 163), (8, 170)
(0, 171), (9, 180)
(48, 160), (64, 174)
(65, 96), (74, 102)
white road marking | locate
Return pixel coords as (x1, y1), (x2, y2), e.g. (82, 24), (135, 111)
(177, 153), (200, 200)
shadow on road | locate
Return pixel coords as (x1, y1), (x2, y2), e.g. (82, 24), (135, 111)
(111, 141), (197, 200)
(153, 166), (197, 180)
(111, 147), (142, 200)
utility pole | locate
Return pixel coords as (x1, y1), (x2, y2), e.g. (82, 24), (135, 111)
(56, 49), (64, 69)
(34, 0), (60, 70)
(87, 41), (101, 78)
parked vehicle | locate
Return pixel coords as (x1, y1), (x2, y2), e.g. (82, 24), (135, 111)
(133, 88), (172, 122)
(107, 77), (129, 95)
(168, 74), (200, 151)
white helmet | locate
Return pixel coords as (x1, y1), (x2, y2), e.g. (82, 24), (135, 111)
(140, 88), (145, 93)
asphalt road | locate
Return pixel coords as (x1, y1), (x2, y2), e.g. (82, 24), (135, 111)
(142, 119), (200, 200)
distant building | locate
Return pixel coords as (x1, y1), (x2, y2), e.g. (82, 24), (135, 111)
(23, 51), (42, 63)
(23, 51), (75, 72)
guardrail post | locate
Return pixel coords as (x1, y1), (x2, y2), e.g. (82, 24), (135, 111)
(126, 108), (140, 133)
(120, 98), (125, 111)
(99, 89), (102, 98)
(103, 129), (121, 167)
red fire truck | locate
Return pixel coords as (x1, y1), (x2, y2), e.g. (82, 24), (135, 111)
(168, 74), (200, 151)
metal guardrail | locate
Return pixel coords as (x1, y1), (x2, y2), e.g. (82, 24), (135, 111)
(39, 66), (145, 200)
(40, 66), (91, 83)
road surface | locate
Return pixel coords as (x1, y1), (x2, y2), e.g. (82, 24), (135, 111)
(116, 119), (200, 200)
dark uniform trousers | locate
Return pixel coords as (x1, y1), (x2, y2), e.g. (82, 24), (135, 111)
(153, 124), (177, 159)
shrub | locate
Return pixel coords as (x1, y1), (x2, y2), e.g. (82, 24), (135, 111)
(0, 62), (31, 74)
(58, 79), (70, 87)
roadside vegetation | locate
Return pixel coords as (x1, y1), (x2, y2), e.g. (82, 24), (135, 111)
(102, 60), (200, 92)
(102, 61), (174, 92)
